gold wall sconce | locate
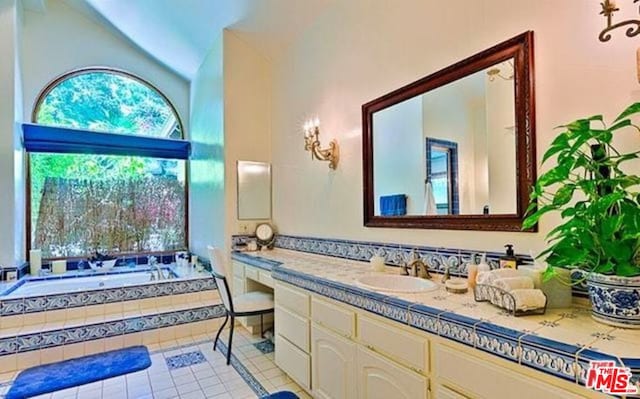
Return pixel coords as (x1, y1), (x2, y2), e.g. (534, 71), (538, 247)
(487, 60), (514, 82)
(303, 118), (339, 170)
(599, 0), (640, 82)
(599, 0), (640, 42)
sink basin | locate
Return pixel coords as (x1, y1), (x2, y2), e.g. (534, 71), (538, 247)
(356, 275), (439, 293)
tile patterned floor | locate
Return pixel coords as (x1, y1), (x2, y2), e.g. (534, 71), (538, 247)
(0, 325), (310, 399)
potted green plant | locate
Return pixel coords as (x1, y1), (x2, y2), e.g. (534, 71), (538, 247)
(523, 103), (640, 328)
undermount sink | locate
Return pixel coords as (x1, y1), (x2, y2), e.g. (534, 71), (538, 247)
(356, 275), (439, 293)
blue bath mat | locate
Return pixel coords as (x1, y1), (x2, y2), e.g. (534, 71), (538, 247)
(6, 346), (151, 399)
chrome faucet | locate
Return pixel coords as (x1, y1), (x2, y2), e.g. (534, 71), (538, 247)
(401, 249), (432, 279)
(440, 255), (451, 283)
(148, 256), (165, 280)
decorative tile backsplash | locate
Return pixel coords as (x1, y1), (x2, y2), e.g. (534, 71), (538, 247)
(0, 304), (225, 356)
(0, 277), (215, 315)
(268, 234), (534, 277)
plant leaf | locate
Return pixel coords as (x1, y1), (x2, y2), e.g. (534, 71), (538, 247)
(614, 102), (640, 122)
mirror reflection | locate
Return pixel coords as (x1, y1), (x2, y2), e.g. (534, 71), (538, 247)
(373, 59), (517, 216)
(237, 161), (271, 220)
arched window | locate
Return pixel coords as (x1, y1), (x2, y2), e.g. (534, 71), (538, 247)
(28, 68), (188, 259)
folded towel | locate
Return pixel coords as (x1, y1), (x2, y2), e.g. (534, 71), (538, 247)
(476, 268), (521, 285)
(380, 194), (407, 216)
(511, 288), (547, 311)
(423, 182), (437, 215)
(493, 276), (534, 292)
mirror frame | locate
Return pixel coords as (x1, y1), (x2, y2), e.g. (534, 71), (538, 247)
(362, 31), (536, 232)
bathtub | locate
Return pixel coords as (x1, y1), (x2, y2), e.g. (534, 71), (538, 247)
(2, 267), (177, 298)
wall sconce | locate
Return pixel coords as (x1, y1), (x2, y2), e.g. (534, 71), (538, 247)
(598, 0), (640, 82)
(486, 60), (514, 82)
(303, 118), (339, 170)
(599, 0), (640, 42)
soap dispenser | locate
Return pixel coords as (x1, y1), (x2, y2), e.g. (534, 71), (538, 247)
(500, 244), (518, 269)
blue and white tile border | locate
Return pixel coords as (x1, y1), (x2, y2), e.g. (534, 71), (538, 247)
(236, 233), (588, 296)
(0, 304), (226, 355)
(216, 340), (270, 397)
(270, 234), (533, 277)
(237, 255), (631, 389)
(0, 276), (215, 316)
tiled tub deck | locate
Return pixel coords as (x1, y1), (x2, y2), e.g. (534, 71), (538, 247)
(0, 266), (224, 373)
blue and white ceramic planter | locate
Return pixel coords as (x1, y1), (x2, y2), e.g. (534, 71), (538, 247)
(587, 273), (640, 328)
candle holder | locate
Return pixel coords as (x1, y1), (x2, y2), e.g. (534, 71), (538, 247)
(599, 0), (640, 42)
(303, 119), (339, 170)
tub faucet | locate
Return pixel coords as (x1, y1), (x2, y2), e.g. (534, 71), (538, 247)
(440, 255), (451, 284)
(148, 256), (165, 280)
(401, 249), (431, 279)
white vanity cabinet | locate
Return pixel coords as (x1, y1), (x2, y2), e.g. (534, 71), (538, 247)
(357, 345), (429, 399)
(274, 282), (312, 390)
(268, 279), (609, 399)
(311, 324), (357, 399)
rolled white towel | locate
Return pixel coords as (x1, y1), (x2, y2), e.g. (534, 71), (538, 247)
(511, 288), (547, 311)
(493, 276), (535, 292)
(476, 268), (521, 285)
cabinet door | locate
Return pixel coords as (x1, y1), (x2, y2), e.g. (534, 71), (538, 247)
(312, 324), (357, 399)
(356, 346), (428, 399)
(436, 385), (469, 399)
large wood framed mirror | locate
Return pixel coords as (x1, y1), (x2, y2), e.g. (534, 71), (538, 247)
(362, 31), (536, 232)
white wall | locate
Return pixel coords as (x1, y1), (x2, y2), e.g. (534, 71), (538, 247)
(189, 30), (272, 259)
(21, 0), (189, 129)
(0, 0), (23, 268)
(270, 0), (640, 255)
(223, 30), (272, 244)
(189, 35), (225, 258)
(422, 75), (485, 214)
(373, 96), (424, 215)
(485, 66), (517, 214)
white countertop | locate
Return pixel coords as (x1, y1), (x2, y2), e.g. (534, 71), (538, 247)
(234, 248), (639, 367)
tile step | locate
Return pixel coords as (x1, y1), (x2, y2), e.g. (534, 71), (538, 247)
(0, 301), (226, 373)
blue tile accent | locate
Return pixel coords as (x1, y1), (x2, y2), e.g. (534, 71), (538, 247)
(0, 305), (225, 356)
(216, 340), (269, 397)
(0, 276), (215, 315)
(231, 252), (281, 271)
(519, 334), (580, 381)
(272, 234), (532, 278)
(269, 263), (600, 387)
(474, 322), (524, 361)
(165, 351), (207, 369)
(438, 311), (477, 346)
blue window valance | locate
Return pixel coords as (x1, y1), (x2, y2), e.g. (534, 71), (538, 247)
(22, 123), (191, 160)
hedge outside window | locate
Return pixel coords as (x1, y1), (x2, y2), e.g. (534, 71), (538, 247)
(30, 69), (187, 258)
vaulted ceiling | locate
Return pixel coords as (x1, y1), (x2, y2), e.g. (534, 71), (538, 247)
(69, 0), (334, 80)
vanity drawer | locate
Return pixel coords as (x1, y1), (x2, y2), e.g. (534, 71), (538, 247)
(232, 261), (245, 278)
(358, 315), (428, 374)
(312, 297), (355, 338)
(258, 270), (274, 287)
(275, 283), (310, 317)
(275, 306), (310, 352)
(275, 334), (310, 389)
(434, 344), (584, 399)
(245, 266), (259, 281)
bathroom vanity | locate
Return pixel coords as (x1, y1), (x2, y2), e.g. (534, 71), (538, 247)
(232, 249), (621, 399)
